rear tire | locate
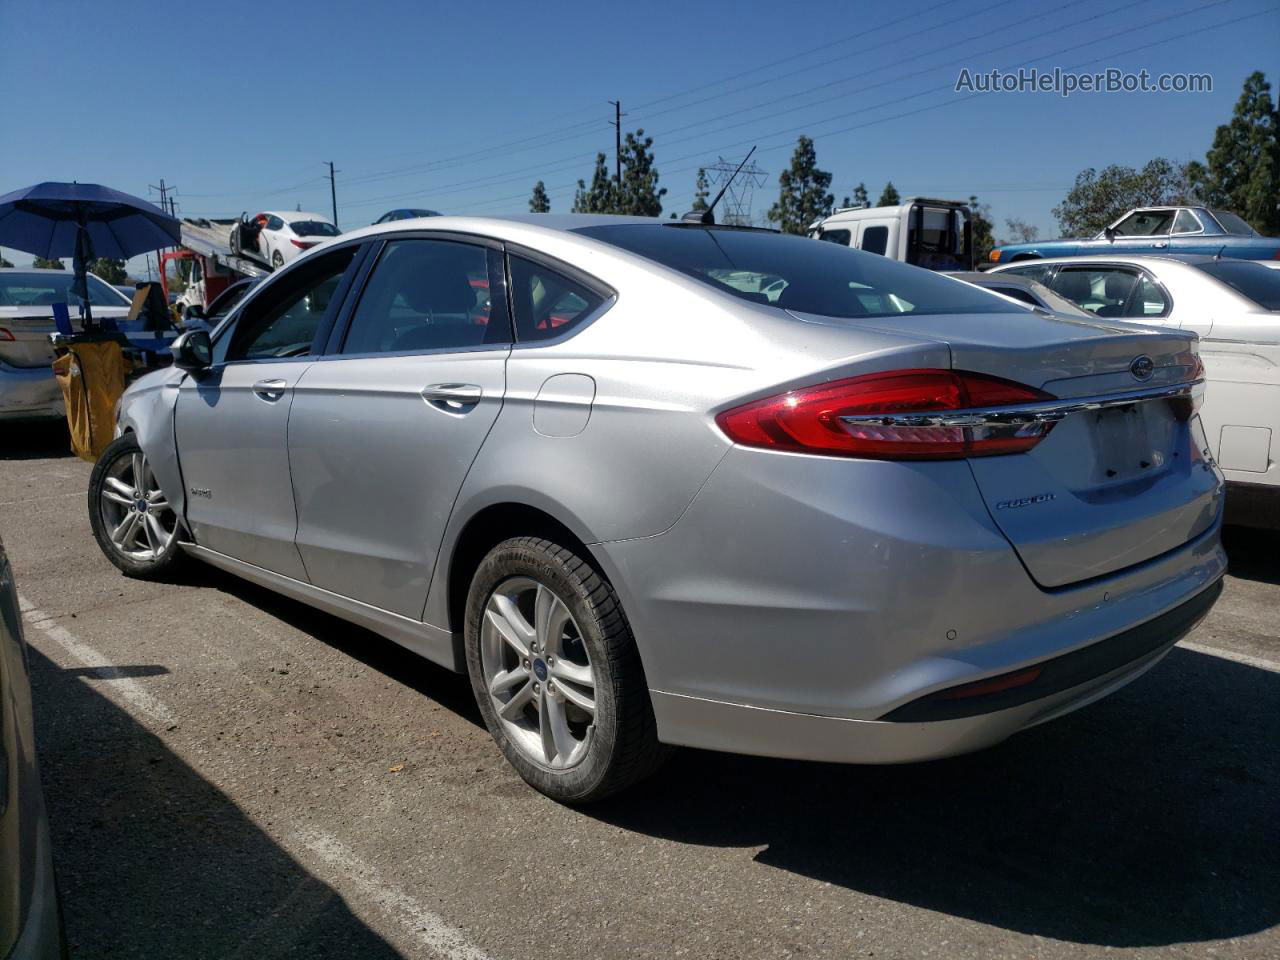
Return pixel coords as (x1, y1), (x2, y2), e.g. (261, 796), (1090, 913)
(88, 434), (187, 580)
(464, 537), (668, 803)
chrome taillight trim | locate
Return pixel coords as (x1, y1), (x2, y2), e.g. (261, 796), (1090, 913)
(840, 380), (1204, 430)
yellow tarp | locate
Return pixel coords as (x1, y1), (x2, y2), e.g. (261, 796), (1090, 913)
(52, 341), (130, 462)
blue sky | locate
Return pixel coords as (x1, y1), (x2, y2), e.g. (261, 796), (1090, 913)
(2, 0), (1277, 271)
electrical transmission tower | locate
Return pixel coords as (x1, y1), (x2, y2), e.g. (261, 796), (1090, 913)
(706, 155), (767, 225)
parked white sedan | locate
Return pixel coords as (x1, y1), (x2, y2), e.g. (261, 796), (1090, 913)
(993, 254), (1280, 522)
(231, 211), (340, 270)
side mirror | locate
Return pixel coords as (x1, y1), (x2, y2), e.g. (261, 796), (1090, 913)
(1104, 226), (1117, 242)
(186, 303), (205, 320)
(172, 329), (212, 372)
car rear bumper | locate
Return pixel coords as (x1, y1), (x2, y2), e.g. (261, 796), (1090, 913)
(0, 363), (62, 421)
(594, 446), (1226, 760)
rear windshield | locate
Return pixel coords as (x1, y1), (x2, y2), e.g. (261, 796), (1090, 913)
(1197, 260), (1280, 310)
(291, 220), (340, 237)
(574, 224), (1021, 319)
(1209, 210), (1256, 236)
(0, 271), (131, 308)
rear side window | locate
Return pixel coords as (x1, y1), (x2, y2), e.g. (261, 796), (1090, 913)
(1172, 210), (1201, 234)
(508, 255), (607, 342)
(1133, 275), (1170, 317)
(860, 226), (888, 255)
(1049, 266), (1139, 318)
(341, 239), (506, 355)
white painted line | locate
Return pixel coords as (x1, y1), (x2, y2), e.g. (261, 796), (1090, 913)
(296, 829), (492, 960)
(18, 593), (178, 726)
(1180, 640), (1280, 674)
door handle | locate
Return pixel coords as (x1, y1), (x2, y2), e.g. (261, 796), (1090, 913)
(422, 383), (483, 411)
(1152, 241), (1168, 248)
(252, 378), (289, 401)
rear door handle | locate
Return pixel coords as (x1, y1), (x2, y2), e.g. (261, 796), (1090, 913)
(252, 378), (289, 401)
(422, 383), (483, 411)
(1152, 241), (1168, 248)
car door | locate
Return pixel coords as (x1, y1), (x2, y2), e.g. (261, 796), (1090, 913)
(174, 245), (362, 580)
(264, 215), (286, 264)
(287, 235), (511, 618)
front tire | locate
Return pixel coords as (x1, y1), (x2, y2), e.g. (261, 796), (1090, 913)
(88, 434), (186, 580)
(464, 537), (667, 803)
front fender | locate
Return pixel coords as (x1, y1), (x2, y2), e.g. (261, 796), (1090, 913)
(116, 368), (187, 521)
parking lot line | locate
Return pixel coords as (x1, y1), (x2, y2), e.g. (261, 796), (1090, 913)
(295, 830), (493, 960)
(19, 594), (178, 727)
(1179, 639), (1280, 674)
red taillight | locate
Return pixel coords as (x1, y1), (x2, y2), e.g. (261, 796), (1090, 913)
(935, 665), (1043, 700)
(291, 239), (316, 249)
(715, 369), (1056, 460)
(0, 327), (13, 342)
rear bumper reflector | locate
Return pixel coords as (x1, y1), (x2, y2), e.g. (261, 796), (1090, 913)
(880, 578), (1223, 722)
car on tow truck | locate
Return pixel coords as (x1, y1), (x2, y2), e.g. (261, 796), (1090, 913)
(229, 211), (340, 270)
(93, 215), (1224, 803)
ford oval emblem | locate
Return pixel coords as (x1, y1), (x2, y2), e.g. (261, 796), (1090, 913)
(1130, 355), (1155, 381)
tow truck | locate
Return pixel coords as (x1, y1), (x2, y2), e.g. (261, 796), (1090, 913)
(161, 218), (269, 323)
(808, 197), (974, 270)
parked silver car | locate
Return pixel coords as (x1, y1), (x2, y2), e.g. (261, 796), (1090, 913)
(0, 534), (65, 958)
(90, 216), (1225, 802)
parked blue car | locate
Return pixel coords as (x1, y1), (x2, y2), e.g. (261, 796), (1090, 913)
(990, 207), (1280, 265)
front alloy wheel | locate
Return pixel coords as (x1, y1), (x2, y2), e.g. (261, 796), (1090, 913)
(89, 434), (186, 579)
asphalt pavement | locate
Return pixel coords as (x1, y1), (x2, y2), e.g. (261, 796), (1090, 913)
(4, 421), (1277, 959)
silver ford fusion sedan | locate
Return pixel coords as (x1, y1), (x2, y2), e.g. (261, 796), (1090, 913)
(90, 215), (1226, 802)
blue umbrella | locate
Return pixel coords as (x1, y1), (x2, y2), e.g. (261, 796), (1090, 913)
(0, 181), (180, 326)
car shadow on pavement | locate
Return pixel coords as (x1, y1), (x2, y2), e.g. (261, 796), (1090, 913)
(1222, 524), (1280, 585)
(1, 421), (74, 460)
(28, 645), (406, 959)
(595, 647), (1279, 949)
(167, 562), (485, 729)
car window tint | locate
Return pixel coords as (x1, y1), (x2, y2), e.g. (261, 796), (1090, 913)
(1172, 210), (1200, 234)
(1112, 210), (1174, 236)
(999, 262), (1053, 283)
(820, 229), (851, 246)
(342, 239), (505, 354)
(1197, 260), (1280, 310)
(225, 247), (356, 362)
(508, 256), (606, 342)
(860, 226), (888, 255)
(1050, 267), (1137, 317)
(267, 216), (284, 230)
(989, 285), (1039, 306)
(1131, 275), (1170, 317)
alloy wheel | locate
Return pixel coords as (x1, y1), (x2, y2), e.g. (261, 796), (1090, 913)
(98, 448), (178, 563)
(480, 577), (597, 769)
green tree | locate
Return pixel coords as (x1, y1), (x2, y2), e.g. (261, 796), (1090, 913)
(572, 153), (617, 213)
(616, 129), (666, 216)
(1199, 71), (1280, 234)
(767, 136), (834, 234)
(877, 182), (901, 206)
(968, 195), (995, 264)
(33, 257), (65, 269)
(1052, 158), (1200, 236)
(529, 180), (551, 213)
(840, 181), (869, 208)
(90, 258), (128, 284)
(690, 168), (711, 213)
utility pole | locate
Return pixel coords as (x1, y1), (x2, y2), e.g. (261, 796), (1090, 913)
(326, 161), (339, 228)
(607, 100), (625, 186)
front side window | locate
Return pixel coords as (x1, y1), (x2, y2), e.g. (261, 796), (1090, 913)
(574, 224), (1021, 320)
(508, 256), (607, 341)
(1111, 210), (1174, 237)
(820, 229), (851, 246)
(342, 239), (504, 355)
(860, 225), (889, 256)
(224, 247), (356, 361)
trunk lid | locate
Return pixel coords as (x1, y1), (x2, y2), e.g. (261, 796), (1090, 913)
(792, 310), (1223, 588)
(0, 307), (132, 368)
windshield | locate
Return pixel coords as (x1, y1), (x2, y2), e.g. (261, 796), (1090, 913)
(291, 220), (340, 237)
(0, 271), (131, 308)
(1197, 260), (1280, 310)
(207, 281), (255, 319)
(1209, 210), (1257, 236)
(574, 224), (1022, 319)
